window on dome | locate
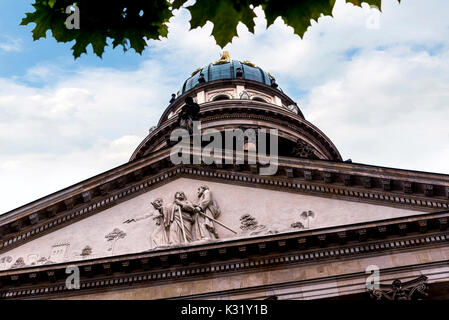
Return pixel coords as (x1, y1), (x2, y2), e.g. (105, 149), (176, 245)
(252, 97), (267, 103)
(184, 71), (202, 92)
(212, 95), (230, 101)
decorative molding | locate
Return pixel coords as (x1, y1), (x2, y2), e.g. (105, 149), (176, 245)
(207, 90), (235, 101)
(368, 276), (428, 300)
(157, 78), (300, 126)
(132, 102), (338, 161)
(1, 220), (448, 299)
(1, 161), (449, 254)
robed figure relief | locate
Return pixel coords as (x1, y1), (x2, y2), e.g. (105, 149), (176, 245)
(169, 191), (196, 244)
(193, 185), (221, 240)
(125, 186), (236, 249)
(149, 198), (170, 248)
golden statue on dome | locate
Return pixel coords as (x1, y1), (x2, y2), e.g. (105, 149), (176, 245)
(214, 51), (231, 64)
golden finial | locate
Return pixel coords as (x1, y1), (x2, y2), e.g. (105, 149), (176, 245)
(191, 67), (201, 77)
(214, 51), (231, 64)
(242, 60), (256, 67)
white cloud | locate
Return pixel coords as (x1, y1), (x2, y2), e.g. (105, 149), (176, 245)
(0, 135), (142, 213)
(1, 0), (449, 213)
(306, 48), (449, 173)
(0, 61), (179, 213)
(0, 37), (23, 52)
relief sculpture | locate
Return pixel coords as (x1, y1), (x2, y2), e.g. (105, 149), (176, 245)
(291, 210), (316, 230)
(125, 185), (236, 249)
(0, 256), (13, 270)
(105, 228), (126, 255)
(193, 185), (220, 240)
(10, 257), (26, 269)
(122, 185), (318, 249)
(80, 245), (92, 257)
(170, 191), (196, 244)
(149, 198), (170, 248)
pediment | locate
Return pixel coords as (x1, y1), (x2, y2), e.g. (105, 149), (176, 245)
(0, 177), (425, 271)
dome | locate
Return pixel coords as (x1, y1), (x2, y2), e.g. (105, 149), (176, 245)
(179, 57), (279, 96)
(130, 52), (342, 162)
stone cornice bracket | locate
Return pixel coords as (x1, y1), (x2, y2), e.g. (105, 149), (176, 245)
(368, 275), (428, 300)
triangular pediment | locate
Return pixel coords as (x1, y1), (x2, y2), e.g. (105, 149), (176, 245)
(0, 176), (427, 270)
(1, 146), (448, 271)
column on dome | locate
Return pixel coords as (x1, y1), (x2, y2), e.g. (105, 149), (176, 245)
(196, 90), (205, 104)
(236, 85), (245, 99)
(274, 96), (282, 107)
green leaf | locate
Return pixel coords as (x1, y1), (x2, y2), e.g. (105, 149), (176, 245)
(262, 0), (336, 38)
(20, 0), (401, 58)
(20, 3), (54, 40)
(71, 34), (90, 59)
(48, 0), (57, 8)
(91, 33), (108, 58)
(188, 0), (256, 47)
(171, 0), (187, 10)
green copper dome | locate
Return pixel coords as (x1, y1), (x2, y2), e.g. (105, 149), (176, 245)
(179, 59), (278, 96)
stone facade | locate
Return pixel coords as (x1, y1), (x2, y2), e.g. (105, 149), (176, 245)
(1, 57), (448, 300)
(0, 178), (424, 270)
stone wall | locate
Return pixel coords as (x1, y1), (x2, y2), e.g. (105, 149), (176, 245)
(57, 246), (449, 300)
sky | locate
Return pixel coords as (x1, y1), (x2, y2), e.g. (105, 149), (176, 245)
(0, 0), (449, 214)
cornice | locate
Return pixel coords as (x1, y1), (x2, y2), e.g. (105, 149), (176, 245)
(131, 102), (342, 161)
(1, 150), (449, 254)
(1, 209), (449, 299)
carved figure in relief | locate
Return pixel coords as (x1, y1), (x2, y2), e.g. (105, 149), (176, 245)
(192, 185), (220, 240)
(169, 191), (196, 244)
(149, 198), (170, 248)
(122, 187), (235, 248)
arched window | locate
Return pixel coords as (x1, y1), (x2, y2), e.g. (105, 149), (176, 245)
(252, 97), (267, 103)
(212, 95), (231, 101)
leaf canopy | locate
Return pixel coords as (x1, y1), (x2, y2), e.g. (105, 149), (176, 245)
(20, 0), (399, 58)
